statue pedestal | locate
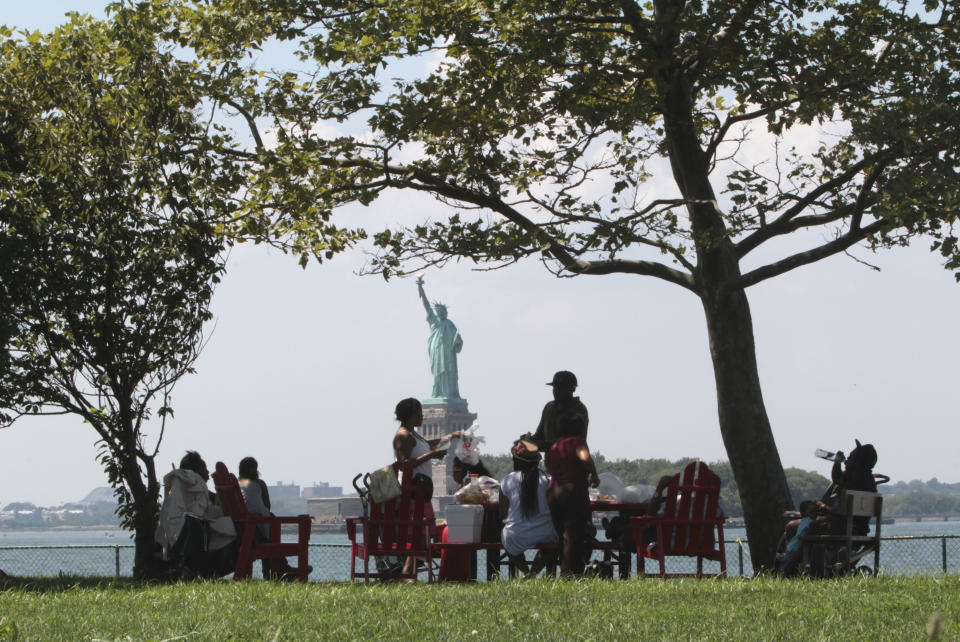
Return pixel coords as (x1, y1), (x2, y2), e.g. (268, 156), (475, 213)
(421, 398), (477, 497)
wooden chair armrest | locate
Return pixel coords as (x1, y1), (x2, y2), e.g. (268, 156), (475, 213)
(803, 534), (877, 543)
(237, 514), (309, 525)
(345, 517), (365, 539)
(269, 514), (312, 524)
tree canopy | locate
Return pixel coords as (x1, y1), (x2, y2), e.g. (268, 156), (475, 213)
(173, 0), (960, 279)
(151, 0), (960, 567)
(0, 8), (238, 573)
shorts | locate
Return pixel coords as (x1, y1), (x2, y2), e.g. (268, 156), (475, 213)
(412, 473), (434, 502)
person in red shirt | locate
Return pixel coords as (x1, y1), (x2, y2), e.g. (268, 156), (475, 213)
(545, 413), (600, 576)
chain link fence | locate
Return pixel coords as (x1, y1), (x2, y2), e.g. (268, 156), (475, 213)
(2, 536), (960, 580)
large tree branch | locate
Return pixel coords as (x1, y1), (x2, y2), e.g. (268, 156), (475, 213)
(222, 99), (264, 151)
(734, 219), (888, 289)
(525, 192), (696, 273)
(736, 153), (886, 258)
(523, 3), (656, 43)
(705, 77), (896, 166)
(377, 163), (698, 290)
(764, 204), (860, 234)
(851, 159), (890, 232)
(556, 256), (697, 289)
(704, 105), (778, 162)
(615, 0), (654, 43)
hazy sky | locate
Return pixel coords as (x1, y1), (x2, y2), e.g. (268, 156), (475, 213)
(2, 2), (957, 507)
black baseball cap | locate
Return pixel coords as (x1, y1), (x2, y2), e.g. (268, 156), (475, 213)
(547, 371), (578, 388)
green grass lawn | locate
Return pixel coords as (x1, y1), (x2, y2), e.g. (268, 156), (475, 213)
(1, 575), (958, 640)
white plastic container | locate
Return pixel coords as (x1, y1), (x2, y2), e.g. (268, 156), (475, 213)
(445, 504), (484, 543)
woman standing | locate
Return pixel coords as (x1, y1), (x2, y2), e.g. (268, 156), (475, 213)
(392, 397), (461, 501)
(392, 397), (460, 579)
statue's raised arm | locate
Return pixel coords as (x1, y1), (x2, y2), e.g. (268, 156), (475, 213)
(416, 276), (436, 324)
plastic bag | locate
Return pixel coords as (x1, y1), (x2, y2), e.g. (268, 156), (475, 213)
(453, 421), (484, 466)
(593, 472), (626, 502)
(621, 484), (656, 503)
(453, 475), (500, 505)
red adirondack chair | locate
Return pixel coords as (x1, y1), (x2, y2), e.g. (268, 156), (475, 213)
(630, 461), (727, 578)
(346, 461), (436, 582)
(211, 461), (312, 582)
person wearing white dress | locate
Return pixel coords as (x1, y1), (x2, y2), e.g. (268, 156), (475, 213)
(499, 438), (558, 577)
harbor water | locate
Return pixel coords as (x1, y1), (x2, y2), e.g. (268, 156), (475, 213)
(2, 520), (960, 579)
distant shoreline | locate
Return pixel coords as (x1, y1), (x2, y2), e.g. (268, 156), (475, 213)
(0, 525), (124, 533)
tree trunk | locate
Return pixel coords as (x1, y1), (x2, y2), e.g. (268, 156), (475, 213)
(131, 491), (160, 578)
(700, 282), (794, 572)
(659, 67), (794, 572)
(118, 450), (160, 578)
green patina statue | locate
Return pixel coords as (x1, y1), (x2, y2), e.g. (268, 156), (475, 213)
(416, 276), (463, 401)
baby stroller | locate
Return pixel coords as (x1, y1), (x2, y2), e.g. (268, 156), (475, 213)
(775, 445), (889, 578)
(351, 473), (405, 576)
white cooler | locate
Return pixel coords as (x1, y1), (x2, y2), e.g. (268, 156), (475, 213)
(445, 504), (484, 543)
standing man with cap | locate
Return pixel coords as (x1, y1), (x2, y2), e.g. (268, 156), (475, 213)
(531, 370), (589, 453)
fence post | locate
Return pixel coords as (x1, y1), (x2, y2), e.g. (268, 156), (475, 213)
(942, 537), (948, 574)
(115, 545), (120, 578)
(738, 544), (743, 576)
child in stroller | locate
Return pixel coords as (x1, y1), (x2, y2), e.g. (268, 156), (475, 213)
(776, 500), (826, 576)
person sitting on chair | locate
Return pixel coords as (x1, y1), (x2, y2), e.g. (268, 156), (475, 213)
(451, 456), (492, 485)
(778, 500), (827, 576)
(628, 474), (677, 554)
(238, 456), (310, 581)
(155, 451), (237, 579)
(499, 438), (558, 577)
(825, 440), (878, 536)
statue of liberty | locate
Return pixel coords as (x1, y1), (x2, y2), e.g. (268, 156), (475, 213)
(416, 276), (463, 400)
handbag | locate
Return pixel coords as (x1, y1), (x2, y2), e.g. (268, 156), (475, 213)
(368, 465), (402, 504)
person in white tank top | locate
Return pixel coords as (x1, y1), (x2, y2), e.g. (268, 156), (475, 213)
(392, 398), (462, 492)
(392, 397), (462, 579)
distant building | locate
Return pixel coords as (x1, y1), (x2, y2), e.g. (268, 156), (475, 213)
(301, 482), (343, 498)
(307, 497), (363, 523)
(267, 482), (301, 499)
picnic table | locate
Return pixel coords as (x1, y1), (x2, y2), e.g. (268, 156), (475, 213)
(433, 499), (650, 580)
